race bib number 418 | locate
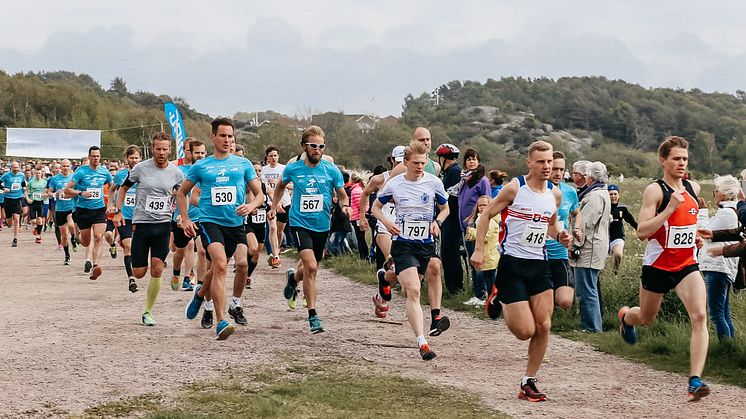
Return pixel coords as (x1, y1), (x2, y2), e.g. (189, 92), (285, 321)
(520, 224), (547, 247)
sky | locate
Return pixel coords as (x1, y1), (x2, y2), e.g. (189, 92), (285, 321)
(2, 1), (746, 118)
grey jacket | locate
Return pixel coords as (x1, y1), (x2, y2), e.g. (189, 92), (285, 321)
(569, 186), (611, 270)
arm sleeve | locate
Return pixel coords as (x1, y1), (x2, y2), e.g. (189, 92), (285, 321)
(244, 162), (257, 182)
(623, 207), (638, 229)
(377, 181), (394, 205)
(434, 179), (448, 205)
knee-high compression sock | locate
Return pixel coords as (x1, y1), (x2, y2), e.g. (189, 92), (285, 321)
(63, 245), (70, 258)
(144, 277), (162, 313)
(123, 255), (133, 278)
(248, 259), (258, 277)
(36, 225), (42, 235)
(54, 226), (62, 245)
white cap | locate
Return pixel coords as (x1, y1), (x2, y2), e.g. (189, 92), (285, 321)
(391, 146), (406, 162)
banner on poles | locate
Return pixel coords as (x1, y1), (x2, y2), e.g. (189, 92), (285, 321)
(164, 101), (186, 164)
(6, 128), (101, 159)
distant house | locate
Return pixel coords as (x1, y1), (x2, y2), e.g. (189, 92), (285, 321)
(343, 114), (400, 133)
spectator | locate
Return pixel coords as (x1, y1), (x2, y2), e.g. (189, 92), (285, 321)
(572, 160), (591, 194)
(570, 161), (611, 333)
(458, 148), (490, 298)
(436, 143), (463, 294)
(348, 170), (369, 260)
(463, 195), (498, 305)
(488, 169), (508, 198)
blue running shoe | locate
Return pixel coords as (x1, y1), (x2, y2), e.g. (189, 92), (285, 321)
(618, 306), (637, 345)
(687, 377), (711, 402)
(309, 314), (324, 334)
(216, 319), (235, 340)
(284, 268), (297, 300)
(185, 283), (204, 320)
(182, 277), (193, 291)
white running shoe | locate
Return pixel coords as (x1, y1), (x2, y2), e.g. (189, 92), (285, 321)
(462, 296), (482, 306)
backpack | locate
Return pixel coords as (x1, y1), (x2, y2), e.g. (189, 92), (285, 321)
(655, 179), (698, 214)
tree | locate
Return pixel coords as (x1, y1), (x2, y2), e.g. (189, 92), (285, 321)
(109, 77), (128, 97)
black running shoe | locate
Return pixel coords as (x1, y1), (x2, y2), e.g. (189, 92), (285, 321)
(11, 238), (17, 248)
(84, 260), (92, 273)
(429, 315), (450, 337)
(377, 269), (392, 301)
(64, 256), (70, 266)
(229, 305), (248, 325)
(419, 344), (437, 361)
(201, 309), (214, 329)
(519, 377), (547, 402)
(128, 278), (138, 293)
(486, 285), (502, 320)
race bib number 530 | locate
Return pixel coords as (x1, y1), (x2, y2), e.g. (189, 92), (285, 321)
(211, 186), (237, 206)
(666, 225), (696, 249)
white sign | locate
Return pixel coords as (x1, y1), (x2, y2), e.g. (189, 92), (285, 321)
(6, 128), (101, 159)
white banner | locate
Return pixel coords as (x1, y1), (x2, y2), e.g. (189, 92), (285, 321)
(6, 128), (101, 159)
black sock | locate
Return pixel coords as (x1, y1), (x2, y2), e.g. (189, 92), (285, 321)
(35, 225), (42, 235)
(431, 308), (441, 322)
(173, 268), (181, 277)
(70, 236), (77, 246)
(55, 226), (62, 245)
(308, 309), (317, 317)
(248, 259), (258, 277)
(124, 255), (133, 278)
(63, 245), (70, 258)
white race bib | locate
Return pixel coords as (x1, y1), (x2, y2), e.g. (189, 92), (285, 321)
(520, 224), (548, 247)
(32, 192), (42, 200)
(211, 186), (237, 206)
(145, 196), (169, 213)
(57, 190), (71, 201)
(124, 193), (136, 207)
(86, 187), (102, 200)
(383, 202), (397, 222)
(10, 182), (21, 191)
(400, 220), (430, 240)
(251, 208), (267, 224)
(300, 194), (323, 212)
(666, 225), (696, 249)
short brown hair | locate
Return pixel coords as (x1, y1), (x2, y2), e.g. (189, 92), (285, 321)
(211, 117), (235, 135)
(124, 145), (141, 158)
(527, 140), (552, 158)
(552, 151), (566, 160)
(189, 139), (205, 149)
(404, 142), (429, 161)
(151, 131), (172, 146)
(301, 125), (325, 144)
(658, 136), (688, 159)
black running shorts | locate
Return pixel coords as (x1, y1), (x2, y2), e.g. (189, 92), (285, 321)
(199, 222), (246, 261)
(106, 219), (116, 233)
(276, 205), (291, 224)
(495, 254), (553, 304)
(74, 207), (107, 230)
(117, 219), (133, 240)
(641, 264), (700, 294)
(291, 226), (329, 262)
(28, 200), (44, 219)
(3, 198), (22, 216)
(171, 220), (197, 249)
(131, 222), (171, 268)
(55, 210), (74, 227)
(548, 258), (575, 289)
(391, 240), (437, 276)
(245, 221), (266, 244)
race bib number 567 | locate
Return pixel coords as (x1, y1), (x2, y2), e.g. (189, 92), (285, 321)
(300, 194), (323, 212)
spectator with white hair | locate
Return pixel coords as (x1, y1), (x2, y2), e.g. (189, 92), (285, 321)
(570, 161), (611, 332)
(572, 160), (591, 194)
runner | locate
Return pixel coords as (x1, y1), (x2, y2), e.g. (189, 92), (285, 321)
(179, 117), (264, 340)
(371, 141), (451, 360)
(245, 163), (270, 290)
(261, 146), (289, 268)
(607, 184), (638, 274)
(269, 125), (349, 334)
(619, 136), (710, 401)
(0, 161), (27, 247)
(66, 146), (113, 280)
(47, 159), (77, 265)
(109, 145), (142, 292)
(171, 138), (202, 292)
(104, 162), (120, 259)
(471, 140), (572, 402)
(26, 169), (48, 244)
(111, 132), (184, 326)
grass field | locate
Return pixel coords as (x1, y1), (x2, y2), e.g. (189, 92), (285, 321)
(325, 178), (746, 388)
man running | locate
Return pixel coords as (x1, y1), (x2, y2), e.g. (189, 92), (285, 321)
(372, 141), (451, 360)
(619, 136), (710, 401)
(171, 138), (203, 292)
(26, 169), (48, 244)
(471, 140), (572, 402)
(1, 162), (27, 247)
(270, 125), (349, 334)
(66, 146), (113, 279)
(112, 133), (184, 326)
(180, 117), (264, 340)
(47, 160), (77, 265)
(261, 145), (289, 268)
(245, 163), (270, 290)
(607, 184), (638, 274)
(109, 145), (142, 292)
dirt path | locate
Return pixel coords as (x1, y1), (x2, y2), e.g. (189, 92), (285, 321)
(1, 230), (744, 418)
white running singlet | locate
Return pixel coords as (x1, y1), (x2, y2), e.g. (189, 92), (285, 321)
(499, 176), (557, 260)
(377, 173), (447, 244)
(377, 171), (397, 235)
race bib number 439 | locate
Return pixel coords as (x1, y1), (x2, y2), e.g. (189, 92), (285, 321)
(667, 225), (696, 249)
(521, 224), (547, 247)
(145, 196), (169, 213)
(300, 194), (323, 212)
(211, 186), (237, 206)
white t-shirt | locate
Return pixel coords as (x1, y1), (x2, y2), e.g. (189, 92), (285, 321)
(262, 163), (291, 206)
(377, 173), (448, 243)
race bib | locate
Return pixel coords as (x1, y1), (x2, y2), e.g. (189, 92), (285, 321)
(666, 225), (696, 249)
(520, 224), (548, 247)
(400, 220), (430, 240)
(145, 196), (169, 213)
(211, 186), (237, 206)
(57, 190), (71, 201)
(251, 208), (267, 224)
(124, 193), (136, 207)
(86, 187), (102, 200)
(32, 192), (42, 200)
(10, 182), (21, 191)
(300, 194), (323, 212)
(383, 202), (397, 222)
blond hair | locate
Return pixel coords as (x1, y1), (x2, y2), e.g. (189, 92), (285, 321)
(404, 142), (429, 161)
(527, 140), (552, 158)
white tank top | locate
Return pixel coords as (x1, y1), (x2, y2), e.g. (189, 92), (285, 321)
(499, 176), (557, 260)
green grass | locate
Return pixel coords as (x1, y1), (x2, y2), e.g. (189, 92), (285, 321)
(325, 178), (746, 388)
(74, 363), (507, 419)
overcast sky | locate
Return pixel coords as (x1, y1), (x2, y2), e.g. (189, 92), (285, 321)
(2, 1), (746, 118)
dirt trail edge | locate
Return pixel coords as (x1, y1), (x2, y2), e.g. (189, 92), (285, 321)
(1, 233), (744, 418)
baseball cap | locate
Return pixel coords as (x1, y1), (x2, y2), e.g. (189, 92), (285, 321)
(391, 146), (406, 162)
(608, 184), (620, 191)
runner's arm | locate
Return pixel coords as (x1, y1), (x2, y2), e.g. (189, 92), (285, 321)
(637, 183), (675, 240)
(371, 198), (400, 236)
(474, 180), (516, 252)
(336, 186), (351, 218)
(64, 180), (84, 198)
(358, 175), (382, 230)
(270, 179), (288, 213)
(190, 186), (201, 207)
(177, 179), (196, 224)
(237, 178), (263, 216)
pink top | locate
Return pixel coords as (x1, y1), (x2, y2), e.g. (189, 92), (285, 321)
(350, 183), (366, 221)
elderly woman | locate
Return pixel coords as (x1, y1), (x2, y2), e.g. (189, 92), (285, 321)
(698, 175), (740, 341)
(569, 161), (611, 332)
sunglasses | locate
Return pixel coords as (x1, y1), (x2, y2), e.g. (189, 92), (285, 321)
(306, 143), (325, 150)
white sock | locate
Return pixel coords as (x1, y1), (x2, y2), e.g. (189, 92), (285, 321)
(521, 376), (534, 386)
(416, 335), (427, 346)
(204, 300), (214, 311)
(230, 296), (241, 309)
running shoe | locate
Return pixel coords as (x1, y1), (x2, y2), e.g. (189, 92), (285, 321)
(383, 256), (395, 272)
(419, 343), (437, 361)
(687, 378), (711, 402)
(215, 319), (235, 340)
(373, 294), (389, 319)
(64, 256), (71, 266)
(309, 314), (324, 334)
(84, 260), (92, 273)
(377, 269), (392, 301)
(35, 237), (42, 244)
(229, 305), (248, 325)
(245, 277), (252, 289)
(618, 306), (637, 345)
(284, 268), (297, 300)
(142, 312), (156, 326)
(57, 244), (62, 251)
(182, 277), (193, 291)
(11, 238), (17, 248)
(89, 265), (102, 280)
(463, 296), (482, 306)
(170, 276), (180, 291)
(288, 289), (298, 310)
(485, 285), (502, 320)
(429, 315), (450, 337)
(201, 308), (214, 329)
(109, 244), (117, 258)
(128, 277), (138, 293)
(72, 244), (78, 253)
(518, 377), (547, 402)
(32, 228), (37, 236)
(185, 283), (205, 320)
(269, 255), (281, 269)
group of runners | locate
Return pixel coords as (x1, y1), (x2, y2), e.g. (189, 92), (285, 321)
(0, 122), (713, 402)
